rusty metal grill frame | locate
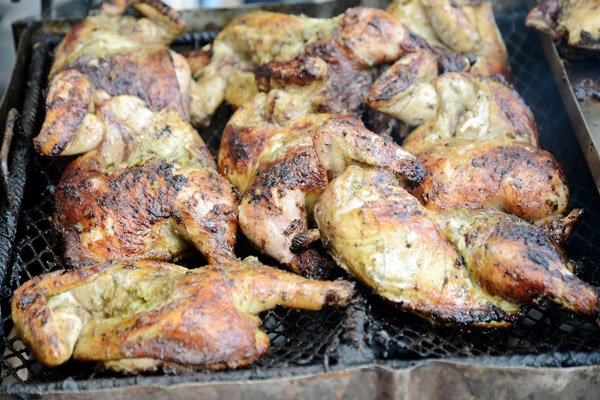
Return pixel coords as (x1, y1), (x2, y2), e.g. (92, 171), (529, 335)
(1, 2), (600, 396)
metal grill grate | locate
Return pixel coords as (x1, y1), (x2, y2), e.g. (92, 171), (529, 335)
(2, 3), (600, 389)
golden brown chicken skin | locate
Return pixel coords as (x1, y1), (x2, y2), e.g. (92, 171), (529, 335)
(191, 7), (467, 127)
(315, 166), (599, 326)
(526, 0), (600, 51)
(410, 139), (569, 224)
(387, 0), (510, 77)
(53, 95), (238, 268)
(11, 258), (354, 372)
(217, 7), (448, 194)
(51, 0), (186, 76)
(367, 70), (577, 227)
(33, 0), (197, 156)
(220, 112), (424, 279)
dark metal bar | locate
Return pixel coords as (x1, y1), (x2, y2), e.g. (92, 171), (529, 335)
(41, 0), (55, 19)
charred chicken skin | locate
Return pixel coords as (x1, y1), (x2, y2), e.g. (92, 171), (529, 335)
(11, 258), (354, 372)
(190, 6), (470, 128)
(217, 7), (444, 278)
(33, 0), (213, 156)
(526, 0), (600, 51)
(387, 0), (510, 77)
(54, 94), (238, 268)
(367, 66), (579, 231)
(219, 112), (424, 279)
(315, 166), (598, 326)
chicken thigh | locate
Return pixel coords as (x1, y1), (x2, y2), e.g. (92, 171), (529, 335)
(12, 258), (354, 372)
(315, 166), (598, 326)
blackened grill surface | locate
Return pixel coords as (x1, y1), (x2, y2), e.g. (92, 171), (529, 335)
(2, 4), (600, 391)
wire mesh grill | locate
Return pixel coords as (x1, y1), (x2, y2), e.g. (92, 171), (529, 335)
(2, 2), (600, 389)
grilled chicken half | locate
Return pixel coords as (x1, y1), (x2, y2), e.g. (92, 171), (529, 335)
(387, 0), (509, 77)
(190, 6), (470, 127)
(54, 94), (238, 268)
(315, 166), (599, 326)
(367, 65), (579, 235)
(12, 258), (354, 372)
(33, 0), (210, 156)
(220, 111), (424, 279)
(526, 0), (600, 51)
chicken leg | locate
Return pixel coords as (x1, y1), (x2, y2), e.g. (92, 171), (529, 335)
(367, 69), (577, 228)
(191, 7), (467, 127)
(11, 258), (354, 372)
(315, 166), (598, 326)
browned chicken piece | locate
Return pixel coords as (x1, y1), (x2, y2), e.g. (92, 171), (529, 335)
(190, 6), (470, 127)
(53, 0), (186, 74)
(11, 258), (354, 372)
(315, 166), (599, 326)
(217, 8), (460, 192)
(526, 0), (600, 51)
(54, 95), (238, 268)
(33, 0), (201, 156)
(387, 0), (510, 77)
(219, 111), (424, 279)
(367, 69), (579, 230)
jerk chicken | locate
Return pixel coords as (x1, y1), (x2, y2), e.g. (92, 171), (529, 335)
(315, 166), (598, 325)
(526, 0), (600, 51)
(11, 258), (354, 372)
(189, 6), (471, 128)
(220, 112), (424, 279)
(54, 94), (238, 268)
(387, 0), (510, 77)
(33, 0), (208, 156)
(216, 8), (450, 278)
(367, 63), (579, 233)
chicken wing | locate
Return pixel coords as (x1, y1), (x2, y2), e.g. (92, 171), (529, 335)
(387, 0), (510, 77)
(54, 95), (238, 268)
(526, 0), (600, 51)
(315, 166), (598, 326)
(367, 69), (577, 228)
(11, 258), (354, 372)
(220, 111), (424, 279)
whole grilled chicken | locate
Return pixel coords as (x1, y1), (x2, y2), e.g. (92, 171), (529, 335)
(387, 0), (510, 77)
(219, 111), (424, 279)
(11, 258), (354, 372)
(190, 6), (470, 128)
(54, 94), (238, 268)
(367, 66), (579, 233)
(33, 0), (201, 156)
(526, 0), (600, 51)
(315, 166), (598, 326)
